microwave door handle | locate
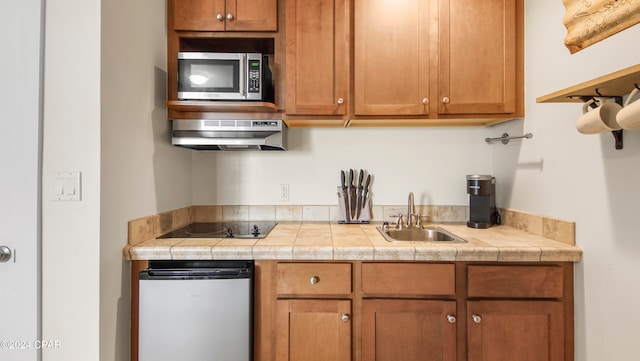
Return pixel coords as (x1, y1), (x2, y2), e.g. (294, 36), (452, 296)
(239, 54), (246, 98)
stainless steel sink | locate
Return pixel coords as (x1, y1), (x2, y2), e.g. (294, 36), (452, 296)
(377, 226), (467, 243)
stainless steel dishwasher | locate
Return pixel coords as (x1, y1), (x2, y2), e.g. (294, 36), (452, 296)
(138, 260), (254, 361)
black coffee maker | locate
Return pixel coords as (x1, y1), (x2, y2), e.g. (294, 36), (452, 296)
(466, 175), (500, 229)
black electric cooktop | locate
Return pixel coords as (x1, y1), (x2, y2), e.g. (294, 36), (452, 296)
(159, 221), (277, 239)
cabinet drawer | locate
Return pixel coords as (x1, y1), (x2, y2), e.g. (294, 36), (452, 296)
(361, 263), (455, 296)
(277, 263), (352, 295)
(467, 265), (564, 298)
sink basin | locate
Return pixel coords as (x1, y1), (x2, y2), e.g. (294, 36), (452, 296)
(377, 226), (467, 243)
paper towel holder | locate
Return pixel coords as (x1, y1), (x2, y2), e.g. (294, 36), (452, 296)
(485, 133), (533, 145)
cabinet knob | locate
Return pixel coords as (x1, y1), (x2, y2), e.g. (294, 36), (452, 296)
(226, 13), (234, 21)
(337, 98), (344, 105)
(341, 314), (350, 322)
(447, 315), (456, 324)
(442, 97), (450, 104)
(422, 97), (429, 105)
(472, 314), (482, 324)
(309, 276), (320, 285)
(216, 13), (224, 21)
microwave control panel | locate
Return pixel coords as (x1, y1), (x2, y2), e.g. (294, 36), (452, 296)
(248, 59), (261, 94)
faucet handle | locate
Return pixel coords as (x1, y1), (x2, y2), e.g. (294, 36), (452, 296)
(396, 214), (404, 229)
(415, 214), (423, 229)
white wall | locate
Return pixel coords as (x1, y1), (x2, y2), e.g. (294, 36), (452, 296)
(42, 0), (192, 360)
(493, 0), (640, 359)
(42, 0), (101, 360)
(193, 126), (493, 207)
(100, 1), (192, 361)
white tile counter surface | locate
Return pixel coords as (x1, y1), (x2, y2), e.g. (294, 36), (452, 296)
(123, 222), (582, 262)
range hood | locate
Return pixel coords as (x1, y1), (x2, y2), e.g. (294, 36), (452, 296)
(171, 119), (287, 151)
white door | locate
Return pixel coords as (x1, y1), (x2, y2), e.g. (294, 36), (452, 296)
(0, 1), (43, 360)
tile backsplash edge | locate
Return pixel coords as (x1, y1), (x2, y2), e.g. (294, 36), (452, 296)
(127, 205), (575, 246)
(499, 208), (575, 246)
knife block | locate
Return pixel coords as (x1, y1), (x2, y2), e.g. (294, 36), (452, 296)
(337, 187), (371, 224)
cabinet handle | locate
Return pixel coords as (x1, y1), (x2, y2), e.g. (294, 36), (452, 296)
(216, 13), (224, 21)
(442, 97), (450, 104)
(309, 276), (320, 285)
(341, 314), (350, 322)
(337, 98), (344, 105)
(472, 314), (482, 324)
(447, 315), (456, 324)
(226, 13), (234, 21)
(422, 97), (429, 105)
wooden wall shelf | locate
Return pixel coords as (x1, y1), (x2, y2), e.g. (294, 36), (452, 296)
(537, 64), (640, 103)
(166, 100), (278, 113)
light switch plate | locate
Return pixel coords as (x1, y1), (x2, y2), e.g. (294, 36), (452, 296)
(52, 171), (81, 201)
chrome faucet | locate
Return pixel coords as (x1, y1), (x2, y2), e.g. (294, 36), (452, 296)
(407, 192), (418, 228)
(388, 192), (422, 229)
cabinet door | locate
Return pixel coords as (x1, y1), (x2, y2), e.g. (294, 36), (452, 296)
(276, 299), (351, 361)
(467, 300), (564, 361)
(362, 299), (456, 361)
(172, 0), (226, 31)
(226, 0), (277, 31)
(172, 0), (276, 31)
(285, 0), (348, 115)
(354, 0), (430, 115)
(438, 0), (517, 114)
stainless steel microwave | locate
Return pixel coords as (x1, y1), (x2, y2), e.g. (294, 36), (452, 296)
(177, 52), (273, 101)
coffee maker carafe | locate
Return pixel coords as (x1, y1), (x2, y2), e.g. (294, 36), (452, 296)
(466, 175), (500, 229)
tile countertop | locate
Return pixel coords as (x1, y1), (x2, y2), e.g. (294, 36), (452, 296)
(123, 222), (582, 262)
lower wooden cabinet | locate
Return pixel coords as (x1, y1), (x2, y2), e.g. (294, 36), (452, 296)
(256, 261), (574, 361)
(276, 299), (352, 361)
(362, 299), (457, 361)
(467, 300), (565, 361)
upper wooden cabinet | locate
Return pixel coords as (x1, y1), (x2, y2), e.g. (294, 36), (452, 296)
(354, 0), (431, 116)
(438, 0), (517, 115)
(353, 0), (522, 120)
(285, 0), (349, 116)
(165, 0), (523, 126)
(172, 0), (277, 32)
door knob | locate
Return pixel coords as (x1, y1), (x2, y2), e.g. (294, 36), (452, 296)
(309, 276), (320, 285)
(0, 246), (12, 263)
(226, 13), (234, 21)
(337, 98), (344, 105)
(442, 97), (450, 104)
(341, 314), (350, 322)
(216, 13), (224, 21)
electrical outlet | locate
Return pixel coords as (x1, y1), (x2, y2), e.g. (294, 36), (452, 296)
(280, 184), (290, 201)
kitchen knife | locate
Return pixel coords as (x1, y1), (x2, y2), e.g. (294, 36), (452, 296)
(362, 174), (371, 210)
(337, 190), (348, 223)
(340, 170), (350, 222)
(355, 170), (364, 220)
(348, 169), (356, 220)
